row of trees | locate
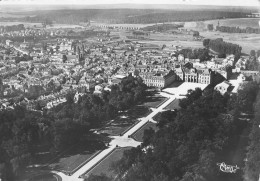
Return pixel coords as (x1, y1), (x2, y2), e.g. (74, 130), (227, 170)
(0, 24), (25, 33)
(177, 48), (211, 62)
(250, 50), (260, 58)
(247, 50), (260, 71)
(100, 82), (259, 181)
(0, 75), (147, 180)
(141, 24), (183, 32)
(244, 87), (260, 181)
(216, 26), (260, 34)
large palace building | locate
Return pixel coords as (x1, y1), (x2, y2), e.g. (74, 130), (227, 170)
(176, 67), (212, 84)
(140, 70), (176, 88)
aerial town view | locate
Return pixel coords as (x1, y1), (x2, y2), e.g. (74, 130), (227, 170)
(0, 0), (260, 181)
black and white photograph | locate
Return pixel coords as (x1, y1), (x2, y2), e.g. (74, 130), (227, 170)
(0, 0), (259, 181)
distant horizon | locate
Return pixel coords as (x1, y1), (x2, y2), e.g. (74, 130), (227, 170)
(0, 0), (259, 7)
(0, 3), (259, 13)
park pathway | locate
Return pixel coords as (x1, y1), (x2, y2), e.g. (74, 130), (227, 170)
(53, 92), (176, 181)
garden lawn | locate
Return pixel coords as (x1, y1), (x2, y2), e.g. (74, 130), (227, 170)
(50, 150), (100, 174)
(84, 147), (132, 178)
(99, 117), (139, 136)
(99, 106), (150, 136)
(143, 94), (169, 108)
(132, 122), (158, 142)
(49, 141), (106, 175)
(165, 99), (181, 110)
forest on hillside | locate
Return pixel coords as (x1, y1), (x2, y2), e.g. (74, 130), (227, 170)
(20, 9), (247, 24)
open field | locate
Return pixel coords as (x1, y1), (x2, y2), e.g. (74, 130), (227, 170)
(46, 24), (84, 29)
(84, 147), (132, 178)
(183, 18), (260, 54)
(132, 121), (158, 142)
(98, 18), (260, 31)
(184, 18), (260, 30)
(139, 40), (203, 49)
(204, 18), (260, 29)
(111, 30), (203, 49)
(140, 31), (259, 54)
(0, 12), (31, 18)
(149, 32), (195, 41)
(110, 18), (260, 54)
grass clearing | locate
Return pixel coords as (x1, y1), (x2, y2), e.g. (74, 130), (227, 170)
(50, 150), (100, 174)
(48, 139), (107, 175)
(153, 112), (161, 122)
(83, 147), (132, 178)
(17, 168), (61, 181)
(165, 99), (181, 110)
(132, 121), (158, 142)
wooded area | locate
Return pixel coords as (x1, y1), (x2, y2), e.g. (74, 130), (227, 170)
(0, 75), (147, 180)
(22, 10), (247, 24)
(244, 88), (260, 181)
(0, 24), (25, 33)
(98, 82), (259, 181)
(141, 24), (183, 32)
(203, 38), (242, 59)
(177, 48), (211, 62)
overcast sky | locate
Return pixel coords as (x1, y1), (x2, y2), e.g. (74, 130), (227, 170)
(0, 0), (259, 6)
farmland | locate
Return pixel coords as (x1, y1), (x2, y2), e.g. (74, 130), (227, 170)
(0, 12), (31, 18)
(109, 18), (260, 54)
(112, 30), (204, 50)
(184, 18), (260, 30)
(182, 18), (260, 54)
(204, 18), (260, 29)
